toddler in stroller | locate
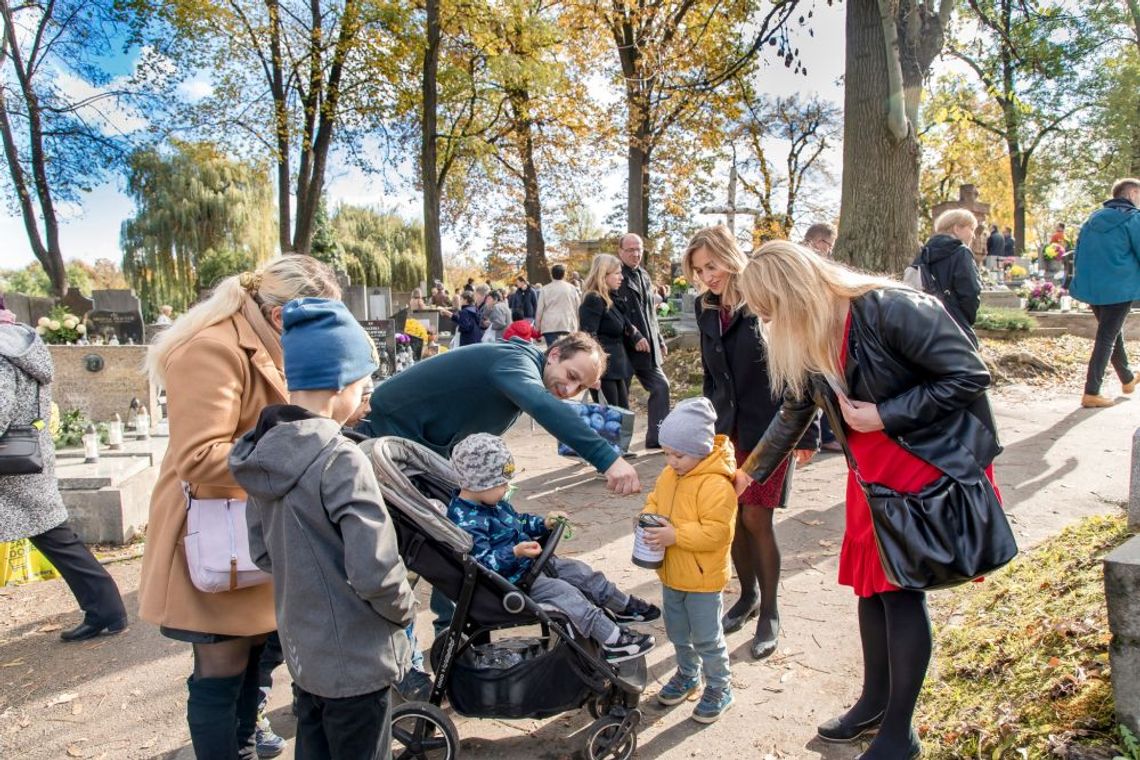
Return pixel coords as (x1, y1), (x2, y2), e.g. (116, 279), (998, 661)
(448, 433), (659, 663)
(363, 433), (657, 760)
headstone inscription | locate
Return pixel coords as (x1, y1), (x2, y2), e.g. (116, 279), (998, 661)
(87, 289), (145, 344)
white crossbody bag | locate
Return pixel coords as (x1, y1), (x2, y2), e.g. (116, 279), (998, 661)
(183, 483), (271, 593)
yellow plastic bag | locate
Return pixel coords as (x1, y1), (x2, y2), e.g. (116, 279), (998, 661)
(0, 539), (60, 586)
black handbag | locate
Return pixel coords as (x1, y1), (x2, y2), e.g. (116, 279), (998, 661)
(0, 383), (44, 476)
(822, 393), (1017, 592)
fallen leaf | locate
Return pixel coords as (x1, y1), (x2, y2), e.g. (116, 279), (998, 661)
(47, 692), (78, 707)
(37, 624), (62, 633)
(71, 701), (83, 715)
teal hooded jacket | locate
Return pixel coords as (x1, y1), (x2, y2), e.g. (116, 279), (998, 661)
(1071, 198), (1140, 305)
(366, 339), (619, 472)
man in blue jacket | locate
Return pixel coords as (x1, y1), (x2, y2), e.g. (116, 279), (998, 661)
(1071, 178), (1140, 408)
(365, 331), (642, 494)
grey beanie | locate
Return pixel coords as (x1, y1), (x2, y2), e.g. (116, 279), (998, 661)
(451, 433), (517, 492)
(658, 397), (717, 458)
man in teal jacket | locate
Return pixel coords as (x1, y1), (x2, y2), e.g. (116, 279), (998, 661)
(366, 332), (642, 494)
(1071, 178), (1140, 408)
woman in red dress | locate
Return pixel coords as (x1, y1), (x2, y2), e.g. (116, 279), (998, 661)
(683, 226), (818, 660)
(734, 240), (1001, 760)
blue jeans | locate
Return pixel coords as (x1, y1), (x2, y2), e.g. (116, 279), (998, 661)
(662, 586), (731, 689)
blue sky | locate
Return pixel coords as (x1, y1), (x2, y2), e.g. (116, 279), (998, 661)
(0, 4), (848, 271)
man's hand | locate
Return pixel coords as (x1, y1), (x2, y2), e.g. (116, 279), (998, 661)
(837, 391), (884, 433)
(733, 468), (753, 497)
(605, 457), (642, 496)
(634, 337), (650, 352)
(659, 340), (668, 358)
(793, 449), (816, 466)
(643, 524), (676, 549)
(513, 541), (542, 558)
(544, 510), (569, 529)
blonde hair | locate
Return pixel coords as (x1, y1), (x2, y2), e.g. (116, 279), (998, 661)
(146, 255), (340, 385)
(583, 254), (622, 309)
(933, 209), (977, 234)
(739, 240), (896, 398)
(682, 225), (748, 311)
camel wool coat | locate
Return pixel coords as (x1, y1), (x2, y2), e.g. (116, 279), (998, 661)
(138, 313), (286, 636)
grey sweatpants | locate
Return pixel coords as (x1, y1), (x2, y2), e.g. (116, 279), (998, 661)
(527, 556), (629, 644)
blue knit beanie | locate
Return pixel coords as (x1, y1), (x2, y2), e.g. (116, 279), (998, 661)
(281, 298), (378, 391)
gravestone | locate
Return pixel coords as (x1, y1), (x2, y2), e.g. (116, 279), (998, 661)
(343, 284), (369, 321)
(87, 289), (145, 344)
(1105, 535), (1140, 736)
(60, 290), (94, 320)
(1, 292), (56, 325)
(931, 184), (991, 260)
(367, 287), (392, 319)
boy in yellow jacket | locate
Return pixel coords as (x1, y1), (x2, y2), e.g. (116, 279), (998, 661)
(642, 397), (738, 723)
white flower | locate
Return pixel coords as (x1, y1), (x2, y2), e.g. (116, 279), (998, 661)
(37, 317), (50, 327)
(35, 325), (46, 335)
(76, 324), (87, 335)
(48, 320), (60, 331)
(63, 317), (77, 329)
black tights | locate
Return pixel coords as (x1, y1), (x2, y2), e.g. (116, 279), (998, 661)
(727, 507), (780, 637)
(187, 635), (268, 760)
(845, 591), (931, 758)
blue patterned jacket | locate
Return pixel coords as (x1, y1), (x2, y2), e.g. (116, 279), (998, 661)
(447, 494), (549, 584)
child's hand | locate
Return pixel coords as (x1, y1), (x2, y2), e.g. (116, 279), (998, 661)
(644, 524), (676, 549)
(545, 510), (569, 529)
(513, 541), (542, 558)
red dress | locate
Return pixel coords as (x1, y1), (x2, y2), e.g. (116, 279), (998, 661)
(836, 315), (999, 597)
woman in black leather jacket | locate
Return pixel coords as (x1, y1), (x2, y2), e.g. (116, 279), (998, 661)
(683, 226), (818, 660)
(579, 253), (644, 408)
(736, 240), (1000, 760)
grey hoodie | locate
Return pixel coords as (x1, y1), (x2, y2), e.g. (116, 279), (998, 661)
(0, 323), (67, 541)
(229, 405), (415, 698)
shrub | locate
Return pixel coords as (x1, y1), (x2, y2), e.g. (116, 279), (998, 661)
(975, 307), (1035, 332)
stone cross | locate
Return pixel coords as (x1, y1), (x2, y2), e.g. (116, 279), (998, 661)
(700, 164), (763, 236)
(931, 184), (992, 257)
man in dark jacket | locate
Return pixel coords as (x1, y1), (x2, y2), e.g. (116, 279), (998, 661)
(508, 276), (538, 321)
(986, 224), (1004, 259)
(615, 233), (670, 449)
(910, 209), (982, 344)
(1070, 177), (1140, 408)
(1003, 226), (1016, 257)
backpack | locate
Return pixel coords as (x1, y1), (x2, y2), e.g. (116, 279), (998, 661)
(902, 246), (948, 300)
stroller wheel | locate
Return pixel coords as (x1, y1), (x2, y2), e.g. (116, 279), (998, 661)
(391, 701), (459, 760)
(583, 714), (637, 760)
(586, 692), (613, 720)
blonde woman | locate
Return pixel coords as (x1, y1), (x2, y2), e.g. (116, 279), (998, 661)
(735, 241), (1000, 760)
(907, 208), (982, 342)
(682, 226), (817, 661)
(139, 255), (340, 759)
(578, 254), (643, 409)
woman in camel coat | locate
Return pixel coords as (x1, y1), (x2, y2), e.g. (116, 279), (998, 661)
(139, 255), (340, 759)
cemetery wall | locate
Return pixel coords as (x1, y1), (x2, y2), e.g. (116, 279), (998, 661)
(48, 346), (160, 423)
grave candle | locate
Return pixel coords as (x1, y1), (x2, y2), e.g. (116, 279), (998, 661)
(107, 413), (123, 450)
(83, 423), (100, 463)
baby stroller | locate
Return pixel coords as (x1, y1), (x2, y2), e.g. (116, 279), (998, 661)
(363, 437), (647, 760)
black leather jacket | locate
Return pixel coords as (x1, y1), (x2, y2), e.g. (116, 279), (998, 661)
(741, 288), (1001, 485)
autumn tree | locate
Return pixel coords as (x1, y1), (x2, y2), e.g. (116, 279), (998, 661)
(135, 0), (408, 256)
(946, 0), (1099, 256)
(0, 0), (142, 296)
(120, 141), (276, 312)
(330, 204), (427, 290)
(591, 0), (805, 247)
(834, 0), (954, 272)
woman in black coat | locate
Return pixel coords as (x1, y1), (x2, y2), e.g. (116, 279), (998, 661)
(578, 254), (643, 408)
(736, 240), (1001, 760)
(683, 226), (818, 660)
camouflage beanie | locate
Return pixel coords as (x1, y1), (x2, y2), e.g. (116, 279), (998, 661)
(452, 433), (516, 492)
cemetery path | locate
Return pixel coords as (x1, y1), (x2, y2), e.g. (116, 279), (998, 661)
(0, 383), (1133, 760)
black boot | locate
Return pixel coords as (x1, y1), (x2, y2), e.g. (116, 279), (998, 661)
(235, 644), (266, 760)
(187, 673), (244, 760)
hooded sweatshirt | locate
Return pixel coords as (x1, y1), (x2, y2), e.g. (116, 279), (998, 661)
(640, 435), (738, 593)
(1071, 197), (1140, 305)
(911, 233), (981, 336)
(229, 405), (415, 698)
(0, 323), (67, 541)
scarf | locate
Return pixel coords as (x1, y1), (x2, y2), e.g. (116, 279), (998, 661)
(240, 294), (285, 373)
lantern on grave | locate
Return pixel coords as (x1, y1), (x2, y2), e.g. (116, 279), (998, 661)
(127, 397), (140, 430)
(136, 406), (150, 440)
(83, 423), (100, 463)
(107, 413), (123, 450)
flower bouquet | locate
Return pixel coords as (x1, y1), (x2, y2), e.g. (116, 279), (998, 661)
(35, 306), (85, 344)
(1026, 281), (1062, 311)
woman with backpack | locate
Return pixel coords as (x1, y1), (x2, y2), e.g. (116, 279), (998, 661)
(904, 209), (982, 344)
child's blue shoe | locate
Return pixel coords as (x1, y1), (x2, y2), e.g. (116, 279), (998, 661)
(691, 685), (733, 724)
(657, 671), (701, 706)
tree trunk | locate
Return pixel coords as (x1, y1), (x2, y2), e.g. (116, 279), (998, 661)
(1009, 150), (1028, 256)
(834, 0), (922, 273)
(516, 110), (549, 284)
(1128, 0), (1140, 174)
(267, 0), (291, 254)
(626, 120), (650, 241)
(421, 0), (444, 285)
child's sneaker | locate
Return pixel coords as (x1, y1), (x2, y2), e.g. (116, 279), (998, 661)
(613, 596), (661, 623)
(657, 671), (701, 706)
(691, 685), (734, 724)
(603, 628), (655, 663)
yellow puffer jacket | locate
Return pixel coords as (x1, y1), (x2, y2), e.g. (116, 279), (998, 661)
(641, 435), (738, 593)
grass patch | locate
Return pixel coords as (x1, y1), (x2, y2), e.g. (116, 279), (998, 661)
(976, 306), (1037, 333)
(917, 513), (1134, 759)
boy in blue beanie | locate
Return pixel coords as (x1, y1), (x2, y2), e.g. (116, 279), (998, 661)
(229, 297), (415, 760)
